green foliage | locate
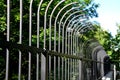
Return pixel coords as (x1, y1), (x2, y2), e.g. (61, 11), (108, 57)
(81, 22), (113, 56)
(82, 22), (120, 70)
(0, 0), (6, 33)
(109, 23), (120, 70)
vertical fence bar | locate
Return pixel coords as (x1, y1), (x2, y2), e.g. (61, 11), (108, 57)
(62, 57), (64, 80)
(18, 50), (22, 80)
(37, 3), (40, 80)
(68, 58), (70, 80)
(53, 3), (78, 80)
(79, 60), (81, 80)
(77, 32), (79, 56)
(73, 59), (75, 79)
(53, 1), (66, 79)
(61, 2), (78, 53)
(28, 0), (33, 80)
(63, 11), (85, 78)
(28, 53), (31, 80)
(42, 1), (53, 80)
(59, 6), (77, 53)
(37, 0), (43, 80)
(6, 0), (10, 80)
(62, 9), (81, 80)
(6, 49), (9, 80)
(65, 58), (67, 80)
(75, 60), (77, 79)
(36, 54), (39, 80)
(65, 14), (84, 56)
(48, 1), (65, 80)
(18, 0), (22, 80)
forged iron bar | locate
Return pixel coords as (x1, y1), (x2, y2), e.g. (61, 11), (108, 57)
(37, 0), (43, 80)
(37, 0), (43, 48)
(41, 0), (53, 80)
(72, 21), (89, 55)
(36, 54), (39, 80)
(47, 51), (105, 64)
(49, 0), (65, 51)
(68, 58), (70, 80)
(67, 17), (87, 54)
(6, 0), (10, 80)
(44, 0), (53, 49)
(68, 19), (87, 55)
(53, 2), (78, 80)
(48, 1), (66, 79)
(67, 19), (83, 79)
(58, 6), (81, 56)
(6, 49), (9, 80)
(52, 2), (78, 53)
(62, 11), (87, 79)
(43, 1), (54, 80)
(28, 0), (33, 80)
(74, 23), (93, 54)
(0, 41), (106, 63)
(79, 60), (82, 80)
(28, 52), (31, 80)
(61, 58), (64, 80)
(62, 14), (85, 56)
(74, 23), (93, 52)
(74, 23), (92, 48)
(49, 1), (66, 79)
(18, 48), (22, 80)
(18, 0), (22, 80)
(64, 14), (87, 79)
(58, 6), (81, 53)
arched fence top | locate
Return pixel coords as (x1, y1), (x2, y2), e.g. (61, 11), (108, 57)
(0, 0), (112, 80)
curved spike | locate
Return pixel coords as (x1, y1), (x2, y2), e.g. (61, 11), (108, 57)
(44, 0), (53, 49)
(49, 0), (65, 50)
(58, 6), (81, 52)
(64, 14), (87, 54)
(37, 0), (43, 48)
(73, 23), (93, 56)
(29, 0), (33, 46)
(62, 12), (86, 53)
(69, 20), (87, 55)
(73, 22), (92, 55)
(54, 2), (78, 52)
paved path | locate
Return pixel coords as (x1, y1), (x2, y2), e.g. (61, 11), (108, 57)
(102, 71), (113, 80)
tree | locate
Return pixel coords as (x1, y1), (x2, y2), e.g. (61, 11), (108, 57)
(110, 23), (120, 70)
(81, 22), (113, 55)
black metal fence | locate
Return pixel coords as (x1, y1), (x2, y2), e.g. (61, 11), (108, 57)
(0, 0), (110, 80)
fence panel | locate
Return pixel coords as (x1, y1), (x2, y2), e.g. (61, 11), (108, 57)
(0, 0), (108, 80)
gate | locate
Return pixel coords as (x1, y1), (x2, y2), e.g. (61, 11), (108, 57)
(0, 0), (106, 80)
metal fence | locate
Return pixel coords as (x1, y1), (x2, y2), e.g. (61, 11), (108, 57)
(0, 0), (108, 80)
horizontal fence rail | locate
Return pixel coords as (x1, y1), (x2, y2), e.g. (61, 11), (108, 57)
(0, 41), (105, 64)
(0, 0), (110, 80)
